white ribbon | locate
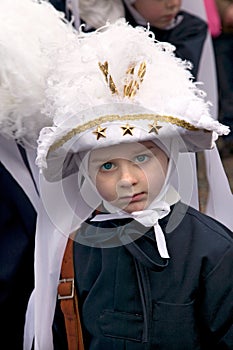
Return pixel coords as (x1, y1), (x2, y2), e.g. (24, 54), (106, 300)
(91, 202), (170, 258)
(204, 145), (233, 231)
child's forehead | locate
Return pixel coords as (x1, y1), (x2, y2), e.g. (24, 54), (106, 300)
(89, 141), (162, 163)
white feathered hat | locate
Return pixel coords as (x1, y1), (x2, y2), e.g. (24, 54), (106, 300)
(36, 19), (229, 170)
(0, 0), (76, 147)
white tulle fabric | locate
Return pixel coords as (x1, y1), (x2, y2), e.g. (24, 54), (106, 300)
(24, 202), (68, 350)
(205, 145), (233, 230)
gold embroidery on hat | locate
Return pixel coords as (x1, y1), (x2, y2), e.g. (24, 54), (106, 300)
(92, 126), (107, 140)
(121, 123), (134, 136)
(148, 121), (162, 134)
(124, 61), (146, 98)
(99, 62), (118, 95)
(99, 61), (146, 98)
(49, 114), (201, 153)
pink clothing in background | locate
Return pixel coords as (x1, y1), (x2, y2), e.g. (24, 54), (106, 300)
(203, 0), (221, 37)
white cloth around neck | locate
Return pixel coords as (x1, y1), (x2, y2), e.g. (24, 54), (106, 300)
(91, 201), (171, 258)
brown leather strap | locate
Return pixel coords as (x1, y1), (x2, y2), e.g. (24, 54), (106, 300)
(58, 237), (84, 350)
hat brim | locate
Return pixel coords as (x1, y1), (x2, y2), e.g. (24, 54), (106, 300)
(40, 112), (214, 182)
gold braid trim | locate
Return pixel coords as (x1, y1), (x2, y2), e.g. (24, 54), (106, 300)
(49, 114), (201, 153)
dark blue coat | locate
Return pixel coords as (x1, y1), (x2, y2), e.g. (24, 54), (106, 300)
(54, 202), (233, 349)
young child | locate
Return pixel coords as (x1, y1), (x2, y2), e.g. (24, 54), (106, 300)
(33, 20), (233, 349)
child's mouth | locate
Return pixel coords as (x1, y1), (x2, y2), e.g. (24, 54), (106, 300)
(119, 192), (145, 202)
(130, 192), (145, 202)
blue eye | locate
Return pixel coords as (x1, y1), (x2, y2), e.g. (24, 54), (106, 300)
(135, 154), (148, 163)
(101, 162), (114, 171)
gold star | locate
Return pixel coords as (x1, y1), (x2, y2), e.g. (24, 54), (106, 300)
(121, 123), (134, 136)
(92, 126), (107, 140)
(148, 121), (162, 135)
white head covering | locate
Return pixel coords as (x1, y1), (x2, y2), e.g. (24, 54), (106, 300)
(181, 0), (233, 229)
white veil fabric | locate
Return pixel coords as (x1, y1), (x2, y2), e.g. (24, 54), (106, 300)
(182, 0), (233, 228)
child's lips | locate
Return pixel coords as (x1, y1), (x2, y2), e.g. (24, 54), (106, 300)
(131, 192), (146, 202)
(120, 192), (146, 202)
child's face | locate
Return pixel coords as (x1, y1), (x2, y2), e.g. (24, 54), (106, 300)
(89, 141), (168, 213)
(133, 0), (181, 29)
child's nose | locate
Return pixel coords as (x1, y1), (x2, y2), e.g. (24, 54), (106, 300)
(118, 163), (138, 187)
